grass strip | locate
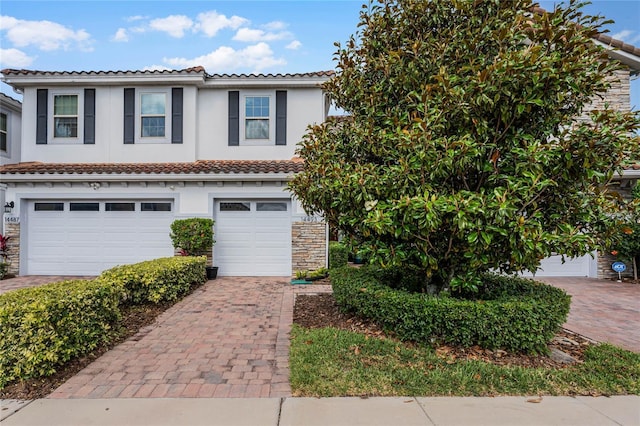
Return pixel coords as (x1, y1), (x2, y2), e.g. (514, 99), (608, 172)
(290, 325), (640, 397)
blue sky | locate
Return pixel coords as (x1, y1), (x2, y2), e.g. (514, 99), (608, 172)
(1, 1), (638, 109)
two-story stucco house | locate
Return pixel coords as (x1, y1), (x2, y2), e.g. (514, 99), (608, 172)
(0, 67), (332, 277)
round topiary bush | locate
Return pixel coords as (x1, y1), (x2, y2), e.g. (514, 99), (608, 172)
(330, 266), (570, 354)
(170, 218), (215, 256)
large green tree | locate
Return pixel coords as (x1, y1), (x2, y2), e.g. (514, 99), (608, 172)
(290, 0), (640, 292)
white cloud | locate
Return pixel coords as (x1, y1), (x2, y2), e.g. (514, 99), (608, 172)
(233, 27), (292, 43)
(0, 15), (92, 52)
(149, 15), (193, 38)
(195, 11), (248, 37)
(112, 28), (129, 42)
(164, 42), (286, 73)
(263, 21), (287, 31)
(126, 15), (148, 22)
(611, 29), (640, 45)
(611, 30), (633, 41)
(142, 64), (171, 71)
(0, 48), (35, 67)
(286, 40), (302, 50)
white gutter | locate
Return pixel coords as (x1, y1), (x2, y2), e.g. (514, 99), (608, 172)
(619, 169), (640, 179)
(593, 40), (640, 75)
(0, 172), (297, 183)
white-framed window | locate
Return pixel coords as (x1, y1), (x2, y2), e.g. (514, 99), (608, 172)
(241, 92), (274, 144)
(49, 90), (83, 143)
(0, 112), (7, 153)
(135, 89), (171, 143)
(245, 96), (270, 140)
(140, 93), (166, 137)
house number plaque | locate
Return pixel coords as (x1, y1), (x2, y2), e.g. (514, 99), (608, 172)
(4, 216), (19, 224)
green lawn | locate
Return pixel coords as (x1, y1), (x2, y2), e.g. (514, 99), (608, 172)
(290, 325), (640, 397)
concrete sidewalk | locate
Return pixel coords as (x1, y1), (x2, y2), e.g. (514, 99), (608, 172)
(2, 396), (638, 425)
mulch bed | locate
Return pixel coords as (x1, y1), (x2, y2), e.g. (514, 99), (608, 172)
(0, 302), (172, 400)
(293, 293), (595, 369)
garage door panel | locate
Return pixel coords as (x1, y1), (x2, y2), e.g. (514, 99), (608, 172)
(27, 200), (174, 275)
(521, 253), (594, 277)
(215, 200), (291, 276)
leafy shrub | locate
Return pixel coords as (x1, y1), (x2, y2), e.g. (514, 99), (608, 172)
(330, 266), (570, 354)
(170, 218), (215, 255)
(329, 242), (348, 269)
(99, 256), (206, 305)
(0, 279), (123, 387)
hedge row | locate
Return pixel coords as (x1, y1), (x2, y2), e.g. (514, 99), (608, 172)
(99, 256), (207, 305)
(329, 242), (349, 269)
(330, 266), (571, 354)
(0, 280), (123, 387)
(0, 256), (207, 388)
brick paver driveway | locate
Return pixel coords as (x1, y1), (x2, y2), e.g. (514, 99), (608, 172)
(537, 277), (640, 353)
(47, 277), (330, 399)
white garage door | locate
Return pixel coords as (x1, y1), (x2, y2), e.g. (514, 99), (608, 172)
(27, 200), (175, 275)
(215, 200), (291, 276)
(522, 253), (596, 277)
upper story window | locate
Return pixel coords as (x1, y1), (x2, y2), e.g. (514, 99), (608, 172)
(53, 95), (78, 138)
(36, 88), (95, 145)
(245, 96), (270, 140)
(0, 112), (7, 152)
(125, 87), (181, 144)
(228, 90), (286, 146)
(140, 93), (166, 138)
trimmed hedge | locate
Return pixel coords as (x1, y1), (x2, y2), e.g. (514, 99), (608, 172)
(329, 242), (349, 269)
(330, 266), (571, 354)
(0, 279), (123, 387)
(99, 256), (207, 305)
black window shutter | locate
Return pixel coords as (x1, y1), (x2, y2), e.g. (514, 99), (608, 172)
(36, 89), (48, 144)
(171, 88), (183, 144)
(123, 88), (135, 144)
(228, 91), (239, 146)
(84, 89), (96, 144)
(275, 90), (287, 146)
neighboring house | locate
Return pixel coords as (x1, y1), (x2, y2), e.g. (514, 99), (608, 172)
(1, 92), (22, 235)
(528, 33), (640, 279)
(0, 67), (332, 277)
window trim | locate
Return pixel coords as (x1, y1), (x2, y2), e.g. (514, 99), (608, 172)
(48, 89), (84, 144)
(241, 91), (274, 145)
(134, 88), (171, 144)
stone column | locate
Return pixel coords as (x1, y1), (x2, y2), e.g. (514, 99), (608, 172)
(291, 221), (327, 274)
(3, 221), (20, 276)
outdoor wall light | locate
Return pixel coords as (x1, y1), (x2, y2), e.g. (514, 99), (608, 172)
(89, 182), (101, 190)
(4, 201), (14, 213)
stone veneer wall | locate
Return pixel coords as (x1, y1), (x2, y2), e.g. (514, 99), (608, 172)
(577, 68), (631, 119)
(584, 68), (636, 280)
(3, 221), (20, 276)
(291, 222), (327, 274)
(598, 252), (635, 280)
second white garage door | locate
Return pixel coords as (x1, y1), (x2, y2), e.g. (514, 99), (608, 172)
(214, 200), (291, 276)
(27, 200), (175, 275)
(521, 253), (596, 277)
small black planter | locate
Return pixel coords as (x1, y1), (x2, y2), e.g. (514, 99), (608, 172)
(206, 266), (219, 280)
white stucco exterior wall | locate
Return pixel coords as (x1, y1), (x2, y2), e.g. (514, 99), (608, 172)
(18, 84), (324, 164)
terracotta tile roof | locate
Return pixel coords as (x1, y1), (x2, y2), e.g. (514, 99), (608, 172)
(207, 71), (335, 79)
(0, 160), (304, 176)
(0, 67), (206, 77)
(0, 92), (21, 104)
(1, 68), (334, 80)
(531, 6), (640, 58)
